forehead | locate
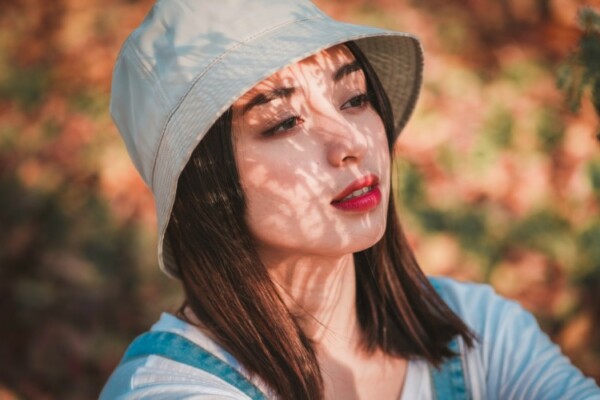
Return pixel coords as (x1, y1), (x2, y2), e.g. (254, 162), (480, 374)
(238, 44), (358, 99)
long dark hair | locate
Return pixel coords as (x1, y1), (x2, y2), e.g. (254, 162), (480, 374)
(166, 42), (475, 399)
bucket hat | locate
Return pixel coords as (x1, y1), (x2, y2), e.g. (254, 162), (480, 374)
(110, 0), (423, 278)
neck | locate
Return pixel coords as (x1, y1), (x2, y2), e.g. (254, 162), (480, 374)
(264, 250), (408, 400)
(265, 251), (361, 350)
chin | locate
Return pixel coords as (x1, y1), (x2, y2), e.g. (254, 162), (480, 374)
(354, 226), (386, 253)
(331, 218), (387, 256)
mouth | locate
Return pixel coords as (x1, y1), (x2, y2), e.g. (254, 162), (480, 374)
(331, 174), (382, 212)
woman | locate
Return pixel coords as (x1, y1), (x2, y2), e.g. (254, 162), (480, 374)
(101, 0), (600, 398)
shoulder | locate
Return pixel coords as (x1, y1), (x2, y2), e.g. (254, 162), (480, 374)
(428, 276), (544, 368)
(429, 276), (600, 400)
(428, 276), (532, 369)
(100, 355), (251, 399)
(100, 313), (268, 400)
(428, 276), (520, 333)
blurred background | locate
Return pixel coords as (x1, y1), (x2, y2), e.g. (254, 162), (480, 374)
(1, 0), (599, 398)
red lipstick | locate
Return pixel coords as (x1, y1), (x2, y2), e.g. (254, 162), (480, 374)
(331, 174), (382, 212)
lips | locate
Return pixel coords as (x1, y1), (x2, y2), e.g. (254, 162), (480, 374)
(331, 174), (382, 212)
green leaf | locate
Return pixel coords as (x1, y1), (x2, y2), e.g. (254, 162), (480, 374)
(579, 7), (600, 32)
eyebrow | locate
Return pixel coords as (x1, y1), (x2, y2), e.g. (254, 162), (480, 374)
(242, 87), (295, 115)
(241, 61), (362, 115)
(333, 61), (361, 82)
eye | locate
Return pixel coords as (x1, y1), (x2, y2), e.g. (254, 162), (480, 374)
(262, 116), (304, 137)
(341, 93), (369, 110)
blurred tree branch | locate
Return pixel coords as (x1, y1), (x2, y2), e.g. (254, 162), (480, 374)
(558, 7), (600, 140)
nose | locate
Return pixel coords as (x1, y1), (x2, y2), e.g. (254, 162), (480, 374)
(322, 116), (368, 167)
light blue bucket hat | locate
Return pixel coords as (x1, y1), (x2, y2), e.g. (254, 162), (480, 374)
(110, 0), (423, 278)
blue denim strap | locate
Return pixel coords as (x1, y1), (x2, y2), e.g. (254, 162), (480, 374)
(428, 338), (470, 400)
(120, 331), (267, 400)
(428, 278), (471, 400)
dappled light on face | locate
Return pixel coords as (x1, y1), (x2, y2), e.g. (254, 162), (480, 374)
(232, 45), (390, 264)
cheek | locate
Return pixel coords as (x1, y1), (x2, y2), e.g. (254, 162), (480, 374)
(238, 148), (321, 204)
(361, 112), (390, 180)
(235, 145), (319, 231)
(236, 147), (349, 253)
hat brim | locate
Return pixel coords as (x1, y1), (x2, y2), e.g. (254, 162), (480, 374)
(154, 16), (423, 278)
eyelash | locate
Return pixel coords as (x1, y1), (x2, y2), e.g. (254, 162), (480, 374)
(262, 116), (305, 137)
(341, 93), (369, 110)
(261, 92), (370, 137)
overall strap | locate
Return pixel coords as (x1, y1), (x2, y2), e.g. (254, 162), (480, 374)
(428, 338), (470, 400)
(121, 331), (267, 400)
(428, 278), (471, 400)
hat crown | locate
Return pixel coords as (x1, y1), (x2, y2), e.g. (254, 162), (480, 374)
(111, 0), (324, 186)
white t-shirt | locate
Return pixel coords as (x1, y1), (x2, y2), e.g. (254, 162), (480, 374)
(100, 277), (600, 399)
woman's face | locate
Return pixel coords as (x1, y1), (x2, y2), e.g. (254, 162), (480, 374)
(232, 44), (390, 263)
